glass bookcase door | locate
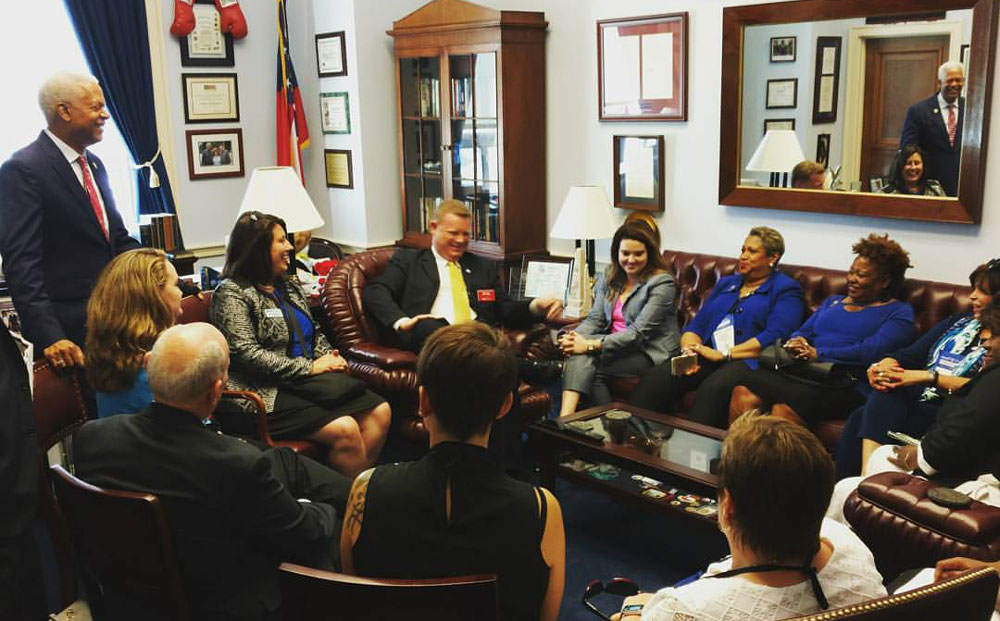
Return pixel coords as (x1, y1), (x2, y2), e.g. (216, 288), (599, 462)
(400, 56), (443, 234)
(449, 52), (498, 243)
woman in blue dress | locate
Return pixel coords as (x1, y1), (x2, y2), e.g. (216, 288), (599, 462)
(85, 248), (183, 418)
(728, 234), (916, 428)
(834, 260), (998, 478)
(628, 226), (804, 426)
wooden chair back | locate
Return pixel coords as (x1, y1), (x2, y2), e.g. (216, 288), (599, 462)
(278, 563), (498, 620)
(49, 464), (190, 620)
(789, 566), (999, 620)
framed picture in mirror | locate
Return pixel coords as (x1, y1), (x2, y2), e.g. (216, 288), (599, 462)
(812, 36), (842, 123)
(816, 133), (831, 167)
(613, 135), (664, 211)
(770, 36), (797, 61)
(598, 13), (688, 121)
(764, 118), (796, 134)
(766, 78), (798, 109)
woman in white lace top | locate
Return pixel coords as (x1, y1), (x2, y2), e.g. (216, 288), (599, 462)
(621, 417), (886, 620)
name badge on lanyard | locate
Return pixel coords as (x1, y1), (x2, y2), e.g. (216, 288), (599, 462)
(264, 308), (284, 319)
(712, 314), (736, 355)
(934, 352), (964, 375)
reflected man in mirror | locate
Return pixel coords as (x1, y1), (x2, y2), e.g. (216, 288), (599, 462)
(899, 61), (965, 197)
(791, 160), (826, 190)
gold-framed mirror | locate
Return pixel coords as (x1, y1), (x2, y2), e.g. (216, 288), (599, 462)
(719, 0), (998, 224)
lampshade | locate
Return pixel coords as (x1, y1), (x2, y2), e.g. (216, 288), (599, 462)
(237, 167), (324, 233)
(746, 129), (806, 174)
(550, 185), (617, 240)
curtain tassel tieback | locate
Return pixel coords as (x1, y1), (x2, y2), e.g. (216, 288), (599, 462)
(132, 148), (162, 188)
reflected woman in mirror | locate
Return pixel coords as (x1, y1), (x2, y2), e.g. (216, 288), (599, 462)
(882, 144), (945, 197)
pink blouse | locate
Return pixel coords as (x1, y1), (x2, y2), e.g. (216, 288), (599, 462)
(611, 297), (627, 334)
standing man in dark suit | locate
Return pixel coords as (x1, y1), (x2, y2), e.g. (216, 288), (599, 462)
(363, 200), (563, 353)
(0, 324), (45, 620)
(0, 72), (140, 371)
(899, 61), (965, 196)
(74, 323), (348, 620)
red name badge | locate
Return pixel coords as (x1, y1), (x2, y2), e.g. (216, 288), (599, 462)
(477, 289), (496, 302)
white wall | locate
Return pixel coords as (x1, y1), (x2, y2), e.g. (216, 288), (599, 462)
(167, 0), (1000, 284)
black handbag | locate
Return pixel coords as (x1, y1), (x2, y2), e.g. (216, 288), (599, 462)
(758, 339), (855, 387)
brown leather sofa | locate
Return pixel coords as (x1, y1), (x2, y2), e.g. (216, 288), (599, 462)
(322, 247), (554, 445)
(844, 471), (1000, 581)
(612, 249), (972, 450)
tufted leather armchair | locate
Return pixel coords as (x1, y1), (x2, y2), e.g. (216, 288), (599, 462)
(843, 472), (1000, 581)
(609, 249), (972, 450)
(322, 248), (554, 444)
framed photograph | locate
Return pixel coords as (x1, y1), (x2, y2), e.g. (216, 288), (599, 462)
(182, 73), (239, 123)
(764, 118), (795, 134)
(510, 254), (574, 302)
(765, 78), (797, 109)
(324, 149), (353, 189)
(770, 36), (796, 62)
(179, 0), (234, 67)
(816, 133), (831, 168)
(812, 36), (842, 124)
(316, 31), (347, 78)
(185, 128), (244, 180)
(869, 175), (887, 194)
(320, 91), (351, 135)
(597, 12), (688, 121)
(613, 135), (664, 212)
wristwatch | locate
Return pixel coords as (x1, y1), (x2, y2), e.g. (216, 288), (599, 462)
(587, 340), (596, 353)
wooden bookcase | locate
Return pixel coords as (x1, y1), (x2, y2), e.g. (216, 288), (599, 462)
(388, 0), (548, 264)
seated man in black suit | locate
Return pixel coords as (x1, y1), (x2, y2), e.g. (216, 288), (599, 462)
(363, 200), (563, 353)
(73, 323), (349, 620)
(899, 61), (965, 196)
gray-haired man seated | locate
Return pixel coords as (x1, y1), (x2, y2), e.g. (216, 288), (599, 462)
(73, 323), (349, 620)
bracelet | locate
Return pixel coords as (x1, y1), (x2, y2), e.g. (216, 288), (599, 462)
(726, 350), (733, 362)
(931, 370), (939, 388)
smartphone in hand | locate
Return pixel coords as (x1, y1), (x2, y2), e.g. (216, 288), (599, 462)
(670, 352), (698, 376)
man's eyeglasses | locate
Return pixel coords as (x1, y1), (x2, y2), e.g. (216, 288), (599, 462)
(583, 577), (640, 620)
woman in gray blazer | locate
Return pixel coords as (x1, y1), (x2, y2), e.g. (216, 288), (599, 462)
(558, 222), (680, 417)
(211, 212), (391, 477)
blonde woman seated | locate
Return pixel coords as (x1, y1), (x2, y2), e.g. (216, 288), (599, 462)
(85, 248), (183, 418)
(619, 417), (885, 621)
(558, 222), (679, 417)
(211, 212), (390, 477)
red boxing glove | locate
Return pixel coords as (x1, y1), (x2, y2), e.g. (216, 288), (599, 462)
(170, 0), (196, 37)
(215, 0), (248, 39)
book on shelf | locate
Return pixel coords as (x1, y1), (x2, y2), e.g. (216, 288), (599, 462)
(419, 77), (440, 117)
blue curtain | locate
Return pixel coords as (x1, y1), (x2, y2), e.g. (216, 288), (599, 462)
(63, 0), (182, 246)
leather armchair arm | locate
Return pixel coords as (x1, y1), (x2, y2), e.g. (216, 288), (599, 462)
(344, 343), (418, 370)
(220, 390), (274, 447)
(844, 472), (1000, 580)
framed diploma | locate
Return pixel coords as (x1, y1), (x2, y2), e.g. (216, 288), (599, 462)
(320, 92), (351, 135)
(597, 13), (688, 121)
(512, 255), (574, 302)
(185, 128), (244, 180)
(316, 31), (347, 78)
(765, 78), (797, 109)
(613, 135), (664, 212)
(324, 149), (353, 189)
(182, 73), (240, 123)
(179, 0), (234, 67)
(811, 36), (842, 124)
(763, 118), (795, 134)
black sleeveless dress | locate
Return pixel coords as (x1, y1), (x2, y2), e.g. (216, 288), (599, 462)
(353, 442), (550, 621)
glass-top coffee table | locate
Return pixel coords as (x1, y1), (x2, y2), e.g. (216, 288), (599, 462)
(527, 402), (727, 529)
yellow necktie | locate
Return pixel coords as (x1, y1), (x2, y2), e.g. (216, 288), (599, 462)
(448, 261), (472, 324)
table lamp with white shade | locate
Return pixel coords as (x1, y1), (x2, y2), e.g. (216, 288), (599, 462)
(237, 166), (324, 233)
(746, 129), (806, 188)
(550, 185), (618, 316)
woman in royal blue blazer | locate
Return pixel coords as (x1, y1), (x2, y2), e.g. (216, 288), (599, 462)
(629, 227), (805, 427)
(557, 223), (680, 418)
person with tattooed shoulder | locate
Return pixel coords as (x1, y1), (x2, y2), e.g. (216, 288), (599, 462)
(73, 323), (351, 620)
(340, 322), (566, 621)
